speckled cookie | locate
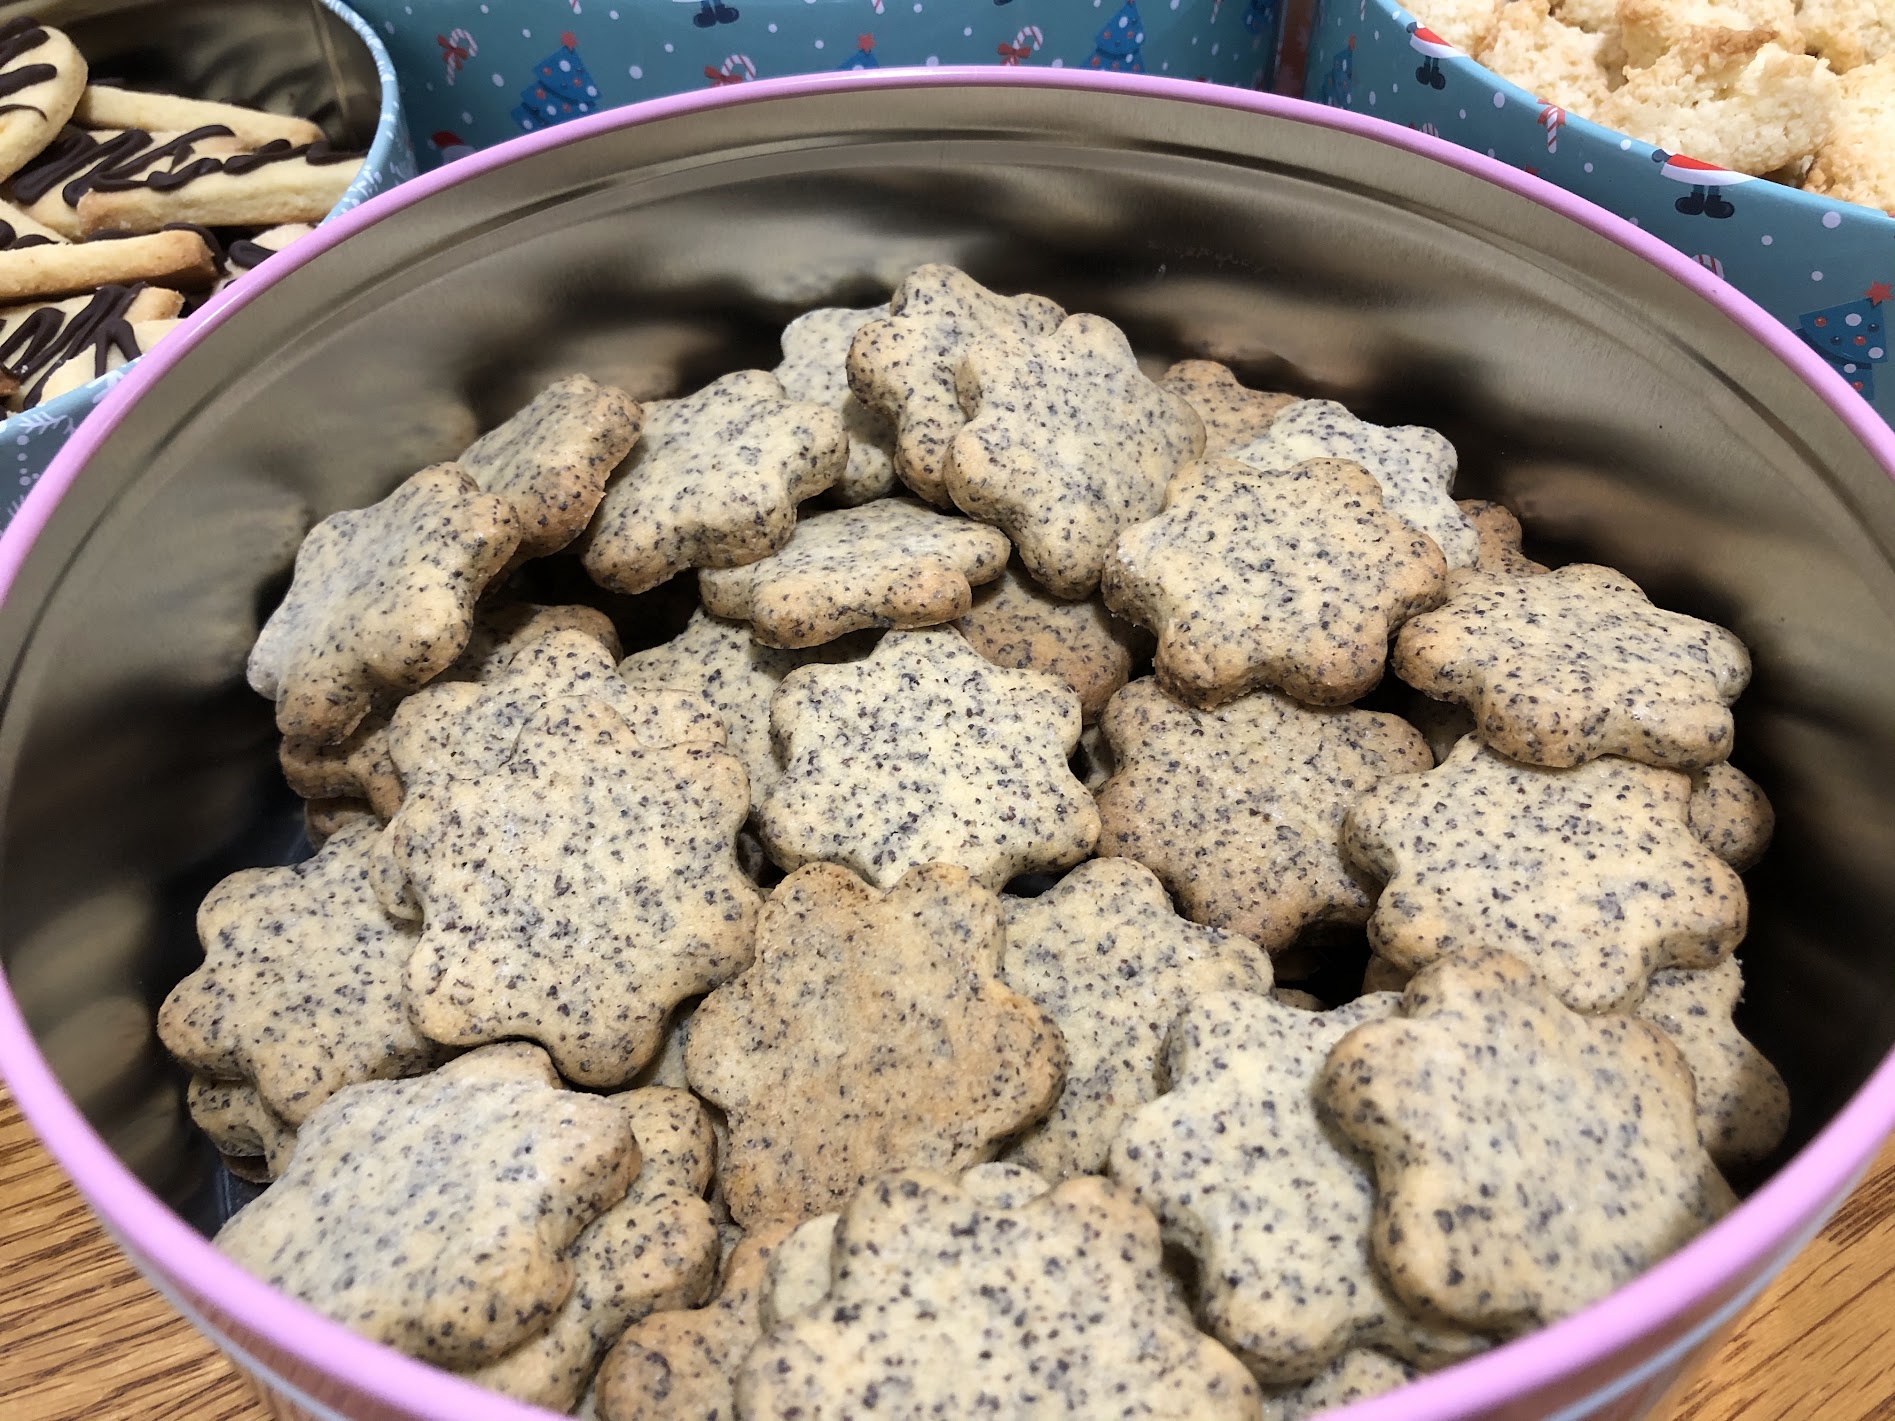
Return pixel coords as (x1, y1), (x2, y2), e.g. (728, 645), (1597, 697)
(247, 463), (522, 743)
(458, 375), (643, 560)
(735, 1170), (1262, 1421)
(216, 1042), (636, 1367)
(1228, 400), (1479, 569)
(1096, 679), (1433, 952)
(684, 862), (1067, 1227)
(697, 497), (1010, 648)
(1111, 991), (1479, 1383)
(774, 304), (899, 506)
(999, 857), (1274, 1182)
(1318, 949), (1737, 1333)
(187, 1076), (298, 1182)
(1457, 498), (1548, 578)
(577, 370), (846, 595)
(375, 697), (760, 1087)
(759, 626), (1098, 890)
(1689, 761), (1775, 872)
(593, 1216), (803, 1421)
(1103, 457), (1447, 708)
(462, 1087), (721, 1412)
(846, 264), (1066, 505)
(303, 797), (375, 847)
(1072, 721), (1116, 791)
(1159, 360), (1298, 453)
(1636, 958), (1790, 1172)
(956, 562), (1151, 722)
(157, 819), (448, 1127)
(948, 313), (1205, 599)
(1276, 1350), (1419, 1419)
(1393, 565), (1752, 770)
(1342, 735), (1748, 1012)
(1362, 954), (1414, 995)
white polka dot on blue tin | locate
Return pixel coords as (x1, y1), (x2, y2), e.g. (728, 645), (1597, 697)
(664, 42), (674, 52)
(1492, 92), (1504, 108)
(1629, 215), (1640, 226)
(1583, 162), (1593, 172)
(1369, 91), (1376, 104)
(1391, 81), (1398, 91)
(629, 65), (642, 78)
(490, 72), (504, 86)
(1374, 29), (1380, 38)
(1212, 40), (1220, 53)
(461, 110), (473, 122)
(963, 25), (972, 35)
(1050, 56), (1064, 66)
(1487, 147), (1496, 156)
(521, 27), (531, 37)
(814, 38), (824, 48)
(609, 9), (619, 17)
(768, 22), (777, 31)
(926, 54), (940, 64)
(1822, 211), (1842, 229)
(1761, 234), (1773, 245)
(14, 435), (25, 446)
(1873, 347), (1886, 359)
(1847, 313), (1863, 325)
(424, 82), (433, 92)
(1619, 137), (1632, 150)
(1812, 270), (1823, 280)
(1161, 61), (1169, 70)
(383, 21), (394, 33)
(1458, 108), (1467, 118)
(913, 1), (923, 9)
(478, 3), (488, 11)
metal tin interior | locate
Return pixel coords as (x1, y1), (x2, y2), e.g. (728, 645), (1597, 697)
(1, 79), (1893, 1249)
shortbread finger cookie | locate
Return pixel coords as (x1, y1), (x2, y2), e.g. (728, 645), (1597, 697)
(217, 1043), (637, 1367)
(0, 283), (181, 409)
(1458, 498), (1549, 577)
(0, 20), (85, 185)
(1160, 360), (1297, 452)
(957, 562), (1151, 722)
(686, 863), (1065, 1227)
(1689, 761), (1775, 871)
(1393, 564), (1752, 770)
(1000, 858), (1274, 1182)
(948, 313), (1205, 599)
(1104, 457), (1447, 708)
(214, 221), (314, 294)
(847, 264), (1066, 504)
(698, 497), (1009, 647)
(7, 125), (251, 238)
(1097, 679), (1432, 952)
(158, 820), (448, 1126)
(462, 1088), (721, 1411)
(1322, 951), (1736, 1333)
(619, 609), (875, 815)
(1344, 735), (1747, 1012)
(247, 463), (521, 744)
(75, 85), (325, 149)
(378, 697), (759, 1086)
(75, 139), (363, 237)
(1636, 958), (1790, 1171)
(0, 226), (214, 303)
(188, 1076), (298, 1182)
(0, 196), (63, 248)
(1112, 992), (1480, 1383)
(736, 1171), (1262, 1421)
(1277, 1351), (1419, 1419)
(578, 369), (846, 595)
(759, 627), (1098, 890)
(774, 304), (899, 505)
(35, 316), (180, 401)
(459, 374), (643, 560)
(1228, 399), (1479, 568)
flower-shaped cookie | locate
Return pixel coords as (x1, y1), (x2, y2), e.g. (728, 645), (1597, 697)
(956, 561), (1151, 721)
(187, 1076), (297, 1182)
(759, 626), (1098, 889)
(1457, 498), (1548, 578)
(1103, 457), (1447, 707)
(1160, 359), (1297, 453)
(1318, 949), (1736, 1332)
(774, 304), (899, 505)
(1393, 564), (1752, 770)
(1636, 958), (1790, 1172)
(949, 313), (1205, 599)
(578, 369), (846, 595)
(1688, 761), (1775, 872)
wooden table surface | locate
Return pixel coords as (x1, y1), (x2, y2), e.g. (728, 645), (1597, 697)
(3, 1086), (1893, 1420)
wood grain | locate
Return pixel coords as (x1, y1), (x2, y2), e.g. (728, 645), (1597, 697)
(0, 1082), (1891, 1420)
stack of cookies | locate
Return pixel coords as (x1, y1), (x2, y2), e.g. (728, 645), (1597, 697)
(0, 14), (362, 410)
(164, 264), (1788, 1419)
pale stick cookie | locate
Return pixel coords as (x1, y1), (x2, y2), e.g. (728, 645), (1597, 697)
(1478, 0), (1617, 111)
(1805, 55), (1895, 210)
(1318, 949), (1736, 1333)
(376, 698), (760, 1087)
(216, 1042), (637, 1367)
(735, 1170), (1263, 1421)
(759, 626), (1098, 890)
(187, 1076), (297, 1183)
(698, 497), (1010, 648)
(74, 140), (364, 237)
(619, 608), (875, 816)
(0, 226), (214, 302)
(1096, 678), (1432, 952)
(578, 369), (846, 595)
(0, 195), (64, 247)
(999, 858), (1274, 1182)
(459, 374), (643, 560)
(846, 263), (1066, 504)
(1159, 359), (1297, 453)
(1343, 736), (1748, 1012)
(1796, 0), (1895, 70)
(1104, 457), (1447, 708)
(1276, 1350), (1418, 1419)
(1393, 564), (1752, 770)
(247, 462), (522, 744)
(0, 283), (184, 410)
(74, 85), (326, 148)
(684, 862), (1067, 1227)
(1457, 497), (1548, 577)
(0, 19), (85, 186)
(1689, 760), (1775, 871)
(34, 316), (178, 400)
(1111, 992), (1480, 1383)
(948, 313), (1205, 599)
(214, 221), (315, 295)
(157, 819), (449, 1127)
(462, 1087), (721, 1412)
(593, 1217), (803, 1421)
(1636, 958), (1790, 1171)
(774, 304), (899, 505)
(6, 126), (249, 238)
(1228, 399), (1479, 569)
(957, 561), (1152, 722)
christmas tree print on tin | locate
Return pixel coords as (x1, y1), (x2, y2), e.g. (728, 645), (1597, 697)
(1798, 282), (1889, 402)
(838, 34), (879, 70)
(1089, 2), (1145, 73)
(511, 32), (602, 133)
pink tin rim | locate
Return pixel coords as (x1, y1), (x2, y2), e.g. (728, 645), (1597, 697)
(3, 67), (1894, 1421)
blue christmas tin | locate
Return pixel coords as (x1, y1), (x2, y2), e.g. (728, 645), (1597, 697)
(344, 0), (1279, 169)
(1302, 0), (1895, 425)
